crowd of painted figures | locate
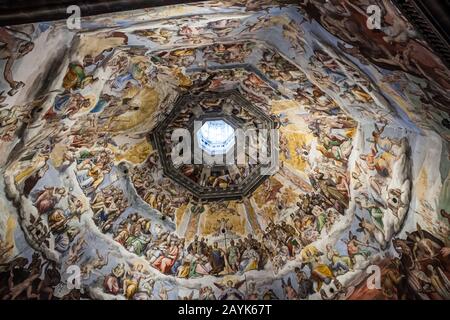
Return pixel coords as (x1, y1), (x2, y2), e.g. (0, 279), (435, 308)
(13, 96), (433, 300)
(1, 219), (448, 300)
(131, 154), (190, 220)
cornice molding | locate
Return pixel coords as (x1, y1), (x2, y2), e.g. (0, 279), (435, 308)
(0, 0), (199, 26)
(392, 0), (450, 68)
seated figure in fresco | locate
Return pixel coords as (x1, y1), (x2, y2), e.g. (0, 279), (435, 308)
(188, 250), (212, 278)
(170, 240), (186, 275)
(113, 221), (130, 246)
(125, 222), (150, 256)
(123, 264), (145, 300)
(146, 242), (168, 265)
(152, 240), (179, 274)
(325, 244), (352, 275)
(300, 245), (333, 292)
(103, 263), (125, 295)
(239, 243), (260, 273)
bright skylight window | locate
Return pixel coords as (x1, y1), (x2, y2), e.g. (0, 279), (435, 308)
(197, 120), (235, 155)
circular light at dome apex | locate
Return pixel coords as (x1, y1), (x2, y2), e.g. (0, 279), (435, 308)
(197, 120), (235, 155)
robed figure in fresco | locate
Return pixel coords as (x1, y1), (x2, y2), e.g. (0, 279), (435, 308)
(152, 240), (179, 274)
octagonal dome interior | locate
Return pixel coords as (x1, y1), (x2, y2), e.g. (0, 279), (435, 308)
(197, 120), (235, 155)
(0, 0), (449, 301)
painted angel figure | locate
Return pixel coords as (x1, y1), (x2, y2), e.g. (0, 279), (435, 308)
(214, 279), (246, 300)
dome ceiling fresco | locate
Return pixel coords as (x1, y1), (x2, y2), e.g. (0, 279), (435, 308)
(0, 0), (449, 300)
(151, 88), (276, 201)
